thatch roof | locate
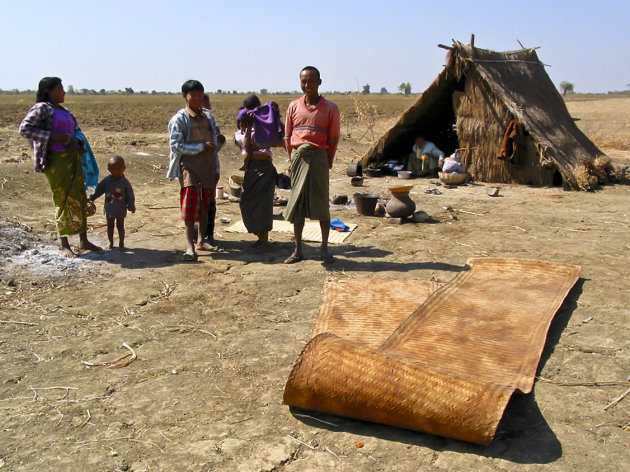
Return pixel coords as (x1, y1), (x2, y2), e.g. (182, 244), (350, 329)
(361, 39), (612, 190)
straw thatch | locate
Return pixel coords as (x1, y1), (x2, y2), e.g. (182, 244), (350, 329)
(360, 39), (612, 190)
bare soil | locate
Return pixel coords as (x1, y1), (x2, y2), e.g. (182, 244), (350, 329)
(0, 96), (628, 471)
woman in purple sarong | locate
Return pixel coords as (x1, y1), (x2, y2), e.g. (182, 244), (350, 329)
(235, 95), (284, 248)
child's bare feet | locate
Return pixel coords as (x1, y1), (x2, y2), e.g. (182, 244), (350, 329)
(106, 242), (114, 250)
(118, 245), (128, 252)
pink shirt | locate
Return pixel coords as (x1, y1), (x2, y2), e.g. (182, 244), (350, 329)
(234, 129), (273, 159)
(285, 96), (340, 160)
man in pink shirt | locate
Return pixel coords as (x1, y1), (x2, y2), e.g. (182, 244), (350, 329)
(284, 66), (340, 264)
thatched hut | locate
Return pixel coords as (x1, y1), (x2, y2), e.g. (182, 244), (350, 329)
(360, 38), (614, 190)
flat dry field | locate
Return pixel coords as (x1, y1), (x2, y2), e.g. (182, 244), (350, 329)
(0, 94), (628, 471)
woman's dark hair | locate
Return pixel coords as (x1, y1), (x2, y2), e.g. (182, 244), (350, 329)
(36, 77), (62, 103)
(181, 80), (204, 94)
(243, 94), (261, 110)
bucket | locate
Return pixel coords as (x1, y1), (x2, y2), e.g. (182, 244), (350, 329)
(228, 175), (243, 197)
(354, 193), (379, 216)
(215, 186), (224, 199)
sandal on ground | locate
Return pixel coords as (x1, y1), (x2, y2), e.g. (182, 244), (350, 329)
(182, 252), (198, 262)
(284, 254), (304, 264)
(197, 243), (223, 252)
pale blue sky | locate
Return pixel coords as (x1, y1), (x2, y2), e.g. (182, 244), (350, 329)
(1, 0), (628, 94)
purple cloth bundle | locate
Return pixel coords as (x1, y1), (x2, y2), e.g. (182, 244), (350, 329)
(237, 102), (285, 148)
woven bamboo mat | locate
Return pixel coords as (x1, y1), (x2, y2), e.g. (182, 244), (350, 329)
(224, 219), (357, 244)
(284, 258), (580, 445)
(311, 277), (441, 350)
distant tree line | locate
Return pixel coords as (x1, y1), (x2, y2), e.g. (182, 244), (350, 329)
(557, 81), (629, 96)
(0, 86), (178, 96)
(3, 81), (629, 96)
(352, 82), (409, 95)
(1, 84), (412, 96)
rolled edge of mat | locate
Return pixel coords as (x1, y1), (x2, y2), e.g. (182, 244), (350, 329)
(283, 333), (515, 445)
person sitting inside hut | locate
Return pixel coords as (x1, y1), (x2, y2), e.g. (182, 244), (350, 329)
(405, 136), (445, 177)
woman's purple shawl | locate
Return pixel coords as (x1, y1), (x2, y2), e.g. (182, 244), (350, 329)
(237, 102), (285, 148)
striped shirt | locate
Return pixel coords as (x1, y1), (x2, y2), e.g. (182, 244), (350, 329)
(285, 96), (340, 160)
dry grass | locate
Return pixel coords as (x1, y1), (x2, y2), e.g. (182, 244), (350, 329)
(2, 93), (627, 153)
(565, 96), (630, 150)
(0, 93), (414, 136)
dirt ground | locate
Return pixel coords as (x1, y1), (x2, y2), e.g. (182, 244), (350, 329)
(0, 95), (629, 471)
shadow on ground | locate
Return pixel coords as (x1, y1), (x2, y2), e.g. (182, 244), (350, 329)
(289, 391), (561, 464)
(208, 240), (464, 273)
(82, 247), (198, 269)
(538, 278), (585, 370)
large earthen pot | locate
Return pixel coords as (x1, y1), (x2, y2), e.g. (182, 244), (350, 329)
(386, 187), (416, 218)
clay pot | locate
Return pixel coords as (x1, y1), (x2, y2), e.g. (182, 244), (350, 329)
(347, 162), (362, 177)
(351, 176), (364, 187)
(386, 189), (416, 218)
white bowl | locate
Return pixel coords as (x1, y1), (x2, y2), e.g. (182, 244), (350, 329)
(398, 170), (412, 179)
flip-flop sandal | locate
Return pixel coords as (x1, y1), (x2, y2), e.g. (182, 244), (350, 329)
(284, 254), (304, 264)
(182, 252), (198, 262)
(198, 245), (223, 252)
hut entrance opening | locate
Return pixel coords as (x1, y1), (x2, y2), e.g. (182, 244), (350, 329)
(378, 77), (463, 165)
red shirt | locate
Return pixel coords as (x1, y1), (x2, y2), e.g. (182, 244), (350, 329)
(285, 96), (340, 160)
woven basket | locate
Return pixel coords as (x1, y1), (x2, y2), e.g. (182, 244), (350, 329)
(228, 175), (243, 197)
(439, 172), (469, 185)
(388, 185), (413, 194)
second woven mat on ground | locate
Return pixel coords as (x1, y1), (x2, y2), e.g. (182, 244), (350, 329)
(284, 258), (581, 445)
(224, 219), (357, 244)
